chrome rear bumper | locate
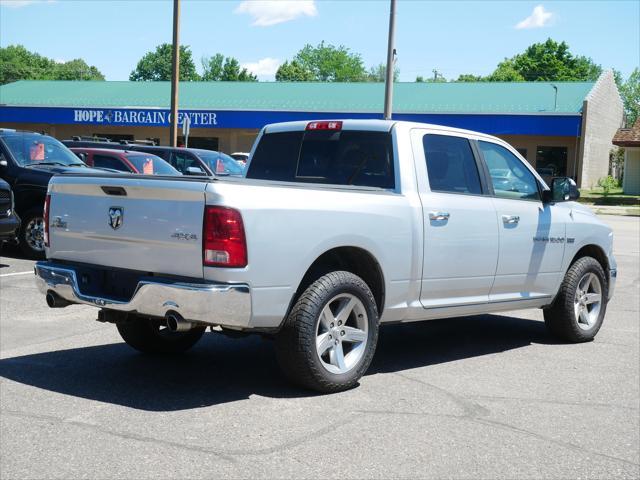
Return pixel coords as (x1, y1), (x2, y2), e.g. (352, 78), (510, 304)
(34, 262), (251, 328)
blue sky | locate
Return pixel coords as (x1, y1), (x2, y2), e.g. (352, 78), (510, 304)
(1, 0), (638, 82)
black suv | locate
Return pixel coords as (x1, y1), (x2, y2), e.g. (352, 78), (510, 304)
(62, 140), (244, 177)
(0, 129), (104, 258)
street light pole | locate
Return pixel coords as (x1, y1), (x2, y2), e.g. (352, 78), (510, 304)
(383, 0), (397, 120)
(169, 0), (181, 147)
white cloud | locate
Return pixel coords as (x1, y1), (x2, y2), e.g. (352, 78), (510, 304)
(515, 5), (553, 29)
(235, 1), (317, 27)
(241, 57), (281, 77)
(0, 0), (56, 8)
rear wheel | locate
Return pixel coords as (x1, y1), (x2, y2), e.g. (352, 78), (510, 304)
(544, 256), (607, 342)
(19, 209), (45, 259)
(276, 271), (379, 393)
(116, 316), (205, 354)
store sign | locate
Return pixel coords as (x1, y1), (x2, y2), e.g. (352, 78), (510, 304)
(0, 105), (584, 136)
(70, 109), (217, 127)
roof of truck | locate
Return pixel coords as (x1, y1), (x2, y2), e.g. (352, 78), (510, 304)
(263, 119), (500, 139)
(0, 80), (596, 114)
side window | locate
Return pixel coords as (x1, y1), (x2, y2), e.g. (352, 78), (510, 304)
(478, 141), (540, 201)
(423, 134), (482, 195)
(173, 152), (203, 174)
(92, 154), (130, 172)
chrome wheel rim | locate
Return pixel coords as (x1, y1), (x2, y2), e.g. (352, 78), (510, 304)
(315, 293), (368, 375)
(25, 216), (45, 252)
(574, 272), (602, 330)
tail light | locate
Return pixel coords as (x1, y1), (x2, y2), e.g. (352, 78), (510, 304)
(306, 121), (342, 131)
(43, 194), (51, 248)
(203, 206), (247, 268)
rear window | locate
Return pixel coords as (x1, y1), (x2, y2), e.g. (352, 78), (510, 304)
(246, 130), (395, 189)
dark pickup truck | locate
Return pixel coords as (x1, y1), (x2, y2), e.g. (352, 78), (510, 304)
(0, 129), (105, 258)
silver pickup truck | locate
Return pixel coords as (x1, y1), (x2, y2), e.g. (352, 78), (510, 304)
(35, 120), (617, 392)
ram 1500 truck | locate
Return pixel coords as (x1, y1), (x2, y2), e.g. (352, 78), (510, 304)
(35, 120), (617, 392)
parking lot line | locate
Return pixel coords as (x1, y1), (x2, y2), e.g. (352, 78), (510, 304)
(0, 271), (33, 278)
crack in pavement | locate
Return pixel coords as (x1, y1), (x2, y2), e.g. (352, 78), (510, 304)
(391, 372), (640, 468)
(468, 394), (640, 411)
(2, 408), (360, 460)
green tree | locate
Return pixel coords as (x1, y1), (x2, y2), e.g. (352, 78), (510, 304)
(129, 43), (199, 81)
(54, 59), (105, 81)
(456, 74), (485, 82)
(276, 41), (367, 82)
(486, 60), (525, 81)
(415, 75), (425, 83)
(275, 60), (315, 81)
(0, 45), (104, 84)
(202, 54), (257, 81)
(616, 68), (640, 126)
(492, 39), (601, 82)
(365, 63), (399, 82)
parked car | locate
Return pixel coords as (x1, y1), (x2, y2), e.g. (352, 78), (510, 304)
(62, 140), (244, 177)
(0, 129), (106, 258)
(70, 148), (181, 175)
(36, 120), (616, 393)
(0, 178), (20, 248)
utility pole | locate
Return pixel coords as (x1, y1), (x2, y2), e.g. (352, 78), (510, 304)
(383, 0), (397, 120)
(169, 0), (181, 147)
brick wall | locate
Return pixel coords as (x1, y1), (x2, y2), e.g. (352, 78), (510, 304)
(578, 71), (624, 188)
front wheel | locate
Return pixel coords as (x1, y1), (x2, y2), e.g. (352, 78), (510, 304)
(544, 256), (608, 342)
(116, 316), (206, 354)
(19, 209), (46, 259)
(275, 271), (379, 393)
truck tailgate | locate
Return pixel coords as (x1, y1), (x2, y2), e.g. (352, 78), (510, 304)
(47, 176), (207, 278)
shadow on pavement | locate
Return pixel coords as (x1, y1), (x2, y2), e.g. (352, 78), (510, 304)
(0, 314), (557, 411)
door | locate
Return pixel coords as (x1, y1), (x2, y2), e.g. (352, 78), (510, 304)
(477, 140), (566, 302)
(413, 131), (500, 309)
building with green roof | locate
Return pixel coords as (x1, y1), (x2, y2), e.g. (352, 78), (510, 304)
(0, 71), (623, 187)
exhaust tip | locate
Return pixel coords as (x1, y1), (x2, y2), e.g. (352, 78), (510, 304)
(165, 311), (192, 332)
(46, 291), (70, 308)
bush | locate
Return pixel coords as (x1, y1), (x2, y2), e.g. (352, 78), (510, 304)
(597, 175), (619, 196)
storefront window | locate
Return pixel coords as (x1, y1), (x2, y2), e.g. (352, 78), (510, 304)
(536, 146), (567, 177)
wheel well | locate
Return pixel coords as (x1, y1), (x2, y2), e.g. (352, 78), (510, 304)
(292, 247), (385, 316)
(570, 244), (609, 272)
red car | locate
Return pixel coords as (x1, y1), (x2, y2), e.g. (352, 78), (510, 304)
(70, 148), (180, 175)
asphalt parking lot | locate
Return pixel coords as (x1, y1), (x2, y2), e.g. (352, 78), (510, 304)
(0, 215), (638, 480)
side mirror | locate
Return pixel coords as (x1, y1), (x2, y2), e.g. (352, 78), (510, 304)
(543, 177), (580, 203)
(0, 153), (7, 168)
(185, 166), (205, 176)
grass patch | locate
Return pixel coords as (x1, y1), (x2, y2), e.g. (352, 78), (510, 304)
(578, 187), (640, 206)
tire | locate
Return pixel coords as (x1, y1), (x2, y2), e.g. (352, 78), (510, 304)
(19, 208), (45, 259)
(116, 315), (206, 354)
(275, 271), (379, 393)
(544, 256), (608, 343)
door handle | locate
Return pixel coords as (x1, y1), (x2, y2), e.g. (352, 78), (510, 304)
(429, 211), (450, 221)
(502, 215), (520, 224)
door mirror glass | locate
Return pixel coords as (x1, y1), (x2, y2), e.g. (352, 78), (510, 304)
(185, 166), (205, 175)
(544, 177), (580, 202)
